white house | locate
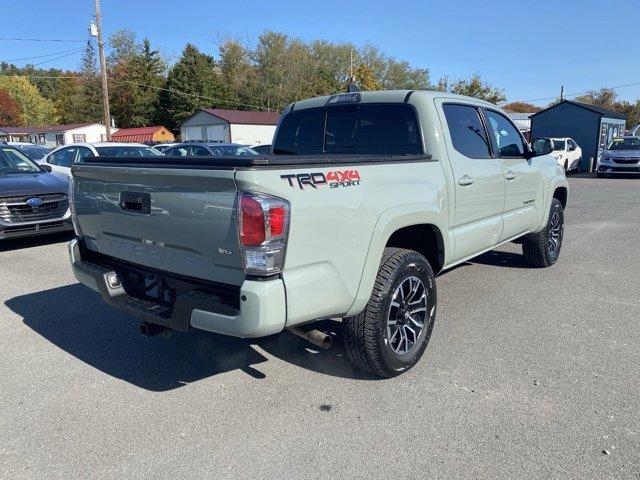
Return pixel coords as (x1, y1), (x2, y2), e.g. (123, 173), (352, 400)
(0, 123), (116, 148)
(180, 109), (280, 145)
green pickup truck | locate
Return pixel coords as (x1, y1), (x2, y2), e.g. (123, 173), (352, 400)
(68, 90), (568, 377)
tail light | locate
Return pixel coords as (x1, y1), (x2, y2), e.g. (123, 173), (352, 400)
(238, 191), (290, 275)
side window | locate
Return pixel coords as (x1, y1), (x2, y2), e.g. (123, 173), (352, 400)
(442, 104), (491, 159)
(190, 146), (212, 156)
(484, 110), (524, 157)
(76, 147), (95, 163)
(49, 148), (77, 167)
(165, 147), (188, 156)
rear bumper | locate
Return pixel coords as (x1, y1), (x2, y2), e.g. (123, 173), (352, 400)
(68, 238), (286, 338)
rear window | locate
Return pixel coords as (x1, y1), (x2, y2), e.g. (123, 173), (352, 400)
(273, 104), (422, 156)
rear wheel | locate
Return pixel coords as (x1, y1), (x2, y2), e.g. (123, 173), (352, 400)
(342, 248), (436, 378)
(522, 198), (564, 267)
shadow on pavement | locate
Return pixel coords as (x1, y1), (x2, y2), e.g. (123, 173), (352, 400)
(5, 284), (373, 391)
(0, 232), (74, 252)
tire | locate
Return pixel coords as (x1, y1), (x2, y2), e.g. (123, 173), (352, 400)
(522, 198), (564, 267)
(342, 248), (437, 378)
(596, 172), (605, 178)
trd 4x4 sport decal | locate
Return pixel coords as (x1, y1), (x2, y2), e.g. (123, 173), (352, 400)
(280, 170), (361, 190)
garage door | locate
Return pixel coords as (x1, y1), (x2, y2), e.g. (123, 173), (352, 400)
(182, 126), (202, 141)
(206, 125), (229, 142)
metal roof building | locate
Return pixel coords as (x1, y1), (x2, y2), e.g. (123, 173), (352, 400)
(531, 100), (625, 171)
(111, 126), (175, 143)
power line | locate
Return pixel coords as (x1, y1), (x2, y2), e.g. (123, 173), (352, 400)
(0, 74), (272, 111)
(29, 50), (84, 67)
(107, 77), (271, 111)
(521, 81), (640, 104)
(0, 36), (85, 43)
(1, 47), (84, 63)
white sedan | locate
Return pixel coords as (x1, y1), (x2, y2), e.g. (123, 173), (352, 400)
(41, 142), (162, 177)
(550, 137), (582, 172)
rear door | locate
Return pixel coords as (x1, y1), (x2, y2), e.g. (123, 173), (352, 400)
(483, 109), (543, 241)
(439, 102), (506, 261)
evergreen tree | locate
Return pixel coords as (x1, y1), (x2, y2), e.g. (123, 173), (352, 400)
(158, 44), (221, 130)
(75, 40), (103, 123)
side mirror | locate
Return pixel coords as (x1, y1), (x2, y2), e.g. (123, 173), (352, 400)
(530, 138), (553, 157)
(41, 164), (52, 172)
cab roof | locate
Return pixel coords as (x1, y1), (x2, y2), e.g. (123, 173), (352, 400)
(286, 89), (498, 112)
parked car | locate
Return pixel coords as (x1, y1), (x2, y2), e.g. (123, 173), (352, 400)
(549, 137), (582, 172)
(152, 142), (179, 154)
(0, 144), (73, 239)
(42, 142), (162, 177)
(251, 144), (271, 154)
(7, 142), (50, 162)
(68, 90), (568, 378)
(163, 142), (259, 157)
(596, 136), (640, 177)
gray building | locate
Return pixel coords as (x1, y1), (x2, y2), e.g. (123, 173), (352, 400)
(530, 100), (625, 171)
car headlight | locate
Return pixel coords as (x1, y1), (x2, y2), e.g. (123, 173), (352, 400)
(600, 155), (612, 164)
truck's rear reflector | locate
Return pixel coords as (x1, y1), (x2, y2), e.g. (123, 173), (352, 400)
(238, 192), (290, 275)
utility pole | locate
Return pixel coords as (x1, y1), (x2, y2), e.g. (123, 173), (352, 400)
(560, 85), (564, 102)
(93, 0), (111, 141)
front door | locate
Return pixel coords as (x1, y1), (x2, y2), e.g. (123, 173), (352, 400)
(439, 102), (506, 261)
(483, 109), (543, 241)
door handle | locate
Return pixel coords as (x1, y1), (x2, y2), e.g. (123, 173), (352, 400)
(505, 170), (516, 180)
(458, 175), (475, 186)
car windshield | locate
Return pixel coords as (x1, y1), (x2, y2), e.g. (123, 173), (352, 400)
(0, 147), (41, 174)
(209, 146), (259, 156)
(607, 137), (640, 150)
(552, 140), (566, 150)
(95, 146), (162, 157)
(20, 146), (48, 160)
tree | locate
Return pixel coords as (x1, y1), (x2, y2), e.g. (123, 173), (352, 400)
(575, 88), (617, 110)
(351, 63), (381, 91)
(436, 74), (506, 104)
(109, 35), (165, 127)
(157, 44), (221, 130)
(502, 101), (542, 113)
(75, 40), (103, 123)
(0, 76), (56, 126)
(218, 39), (259, 109)
(0, 89), (22, 126)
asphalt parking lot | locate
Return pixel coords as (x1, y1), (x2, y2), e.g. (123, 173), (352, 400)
(1, 174), (638, 480)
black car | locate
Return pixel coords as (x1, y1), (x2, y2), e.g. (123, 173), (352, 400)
(164, 142), (260, 157)
(0, 145), (73, 239)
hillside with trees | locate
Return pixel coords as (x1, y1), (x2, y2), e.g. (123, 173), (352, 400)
(9, 30), (633, 132)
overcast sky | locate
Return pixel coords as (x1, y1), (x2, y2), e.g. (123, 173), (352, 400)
(2, 0), (639, 106)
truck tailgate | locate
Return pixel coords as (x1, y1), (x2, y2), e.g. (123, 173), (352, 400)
(72, 164), (244, 286)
